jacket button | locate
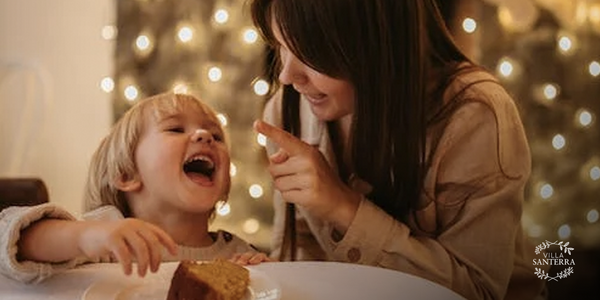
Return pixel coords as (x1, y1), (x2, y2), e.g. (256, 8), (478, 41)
(347, 248), (361, 262)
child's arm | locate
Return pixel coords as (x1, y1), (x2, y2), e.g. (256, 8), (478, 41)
(17, 219), (85, 262)
(18, 218), (178, 276)
(1, 204), (79, 283)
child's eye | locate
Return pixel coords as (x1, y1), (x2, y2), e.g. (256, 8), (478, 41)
(167, 127), (185, 133)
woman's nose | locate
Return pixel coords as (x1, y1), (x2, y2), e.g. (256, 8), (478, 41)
(278, 51), (307, 85)
(191, 129), (213, 144)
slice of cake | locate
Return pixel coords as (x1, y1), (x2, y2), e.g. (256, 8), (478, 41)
(166, 259), (250, 300)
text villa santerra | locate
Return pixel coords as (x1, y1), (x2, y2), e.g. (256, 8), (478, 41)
(533, 252), (575, 266)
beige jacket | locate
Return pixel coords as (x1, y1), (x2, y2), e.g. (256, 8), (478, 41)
(0, 204), (256, 283)
(263, 70), (548, 300)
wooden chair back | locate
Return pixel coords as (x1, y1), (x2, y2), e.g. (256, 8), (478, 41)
(0, 178), (49, 211)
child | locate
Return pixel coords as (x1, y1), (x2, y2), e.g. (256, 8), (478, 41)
(0, 92), (268, 284)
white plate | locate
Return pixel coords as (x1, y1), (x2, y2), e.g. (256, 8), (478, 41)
(82, 263), (281, 300)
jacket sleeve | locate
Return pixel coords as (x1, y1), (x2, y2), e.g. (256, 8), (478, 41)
(322, 100), (533, 300)
(0, 204), (89, 283)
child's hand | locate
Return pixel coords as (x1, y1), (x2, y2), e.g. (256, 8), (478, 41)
(229, 252), (273, 266)
(77, 218), (178, 277)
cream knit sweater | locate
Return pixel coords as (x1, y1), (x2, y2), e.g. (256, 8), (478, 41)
(0, 204), (255, 283)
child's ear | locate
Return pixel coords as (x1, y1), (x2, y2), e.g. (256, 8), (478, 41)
(114, 174), (142, 192)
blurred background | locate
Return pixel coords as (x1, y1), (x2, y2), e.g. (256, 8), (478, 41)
(1, 0), (599, 297)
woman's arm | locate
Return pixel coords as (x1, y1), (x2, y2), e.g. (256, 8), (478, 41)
(261, 91), (333, 261)
(320, 99), (544, 300)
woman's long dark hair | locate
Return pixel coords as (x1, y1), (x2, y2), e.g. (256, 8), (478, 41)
(252, 0), (472, 258)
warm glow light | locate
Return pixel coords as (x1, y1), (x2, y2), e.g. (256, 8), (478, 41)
(101, 25), (117, 40)
(587, 209), (599, 223)
(498, 6), (517, 32)
(253, 79), (269, 96)
(590, 166), (600, 181)
(543, 84), (558, 100)
(215, 201), (231, 216)
(577, 109), (593, 127)
(257, 133), (267, 147)
(217, 113), (228, 127)
(242, 28), (259, 44)
(208, 67), (222, 82)
(177, 26), (194, 43)
(214, 9), (229, 24)
(552, 134), (565, 150)
(557, 224), (571, 239)
(124, 85), (139, 101)
(540, 183), (553, 199)
(576, 2), (588, 24)
(172, 83), (188, 94)
(135, 35), (151, 51)
(558, 36), (573, 53)
(242, 218), (260, 234)
(590, 5), (600, 23)
(249, 184), (264, 198)
(462, 18), (477, 33)
(230, 162), (237, 177)
(497, 59), (514, 78)
(100, 77), (114, 93)
(589, 61), (600, 77)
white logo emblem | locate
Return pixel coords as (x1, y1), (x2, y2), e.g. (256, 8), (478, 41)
(533, 240), (574, 281)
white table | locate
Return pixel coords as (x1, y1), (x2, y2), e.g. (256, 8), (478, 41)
(0, 261), (465, 300)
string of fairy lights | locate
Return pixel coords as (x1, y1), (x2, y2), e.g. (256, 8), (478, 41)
(434, 0), (599, 247)
(94, 0), (599, 250)
(476, 0), (600, 247)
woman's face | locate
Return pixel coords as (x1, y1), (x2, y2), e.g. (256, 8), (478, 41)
(273, 23), (355, 121)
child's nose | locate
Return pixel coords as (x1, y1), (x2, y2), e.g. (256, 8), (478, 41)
(191, 129), (213, 144)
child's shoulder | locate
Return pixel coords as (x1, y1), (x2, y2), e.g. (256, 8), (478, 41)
(212, 229), (234, 242)
(82, 205), (124, 221)
(211, 230), (259, 252)
(212, 229), (244, 243)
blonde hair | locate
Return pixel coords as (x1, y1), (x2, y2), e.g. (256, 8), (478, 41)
(83, 92), (229, 216)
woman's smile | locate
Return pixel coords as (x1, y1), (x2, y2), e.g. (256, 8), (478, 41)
(303, 92), (328, 105)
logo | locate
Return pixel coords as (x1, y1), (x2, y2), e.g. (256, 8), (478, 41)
(533, 240), (574, 281)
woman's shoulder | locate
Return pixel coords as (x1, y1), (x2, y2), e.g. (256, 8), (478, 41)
(444, 65), (516, 109)
(431, 65), (531, 181)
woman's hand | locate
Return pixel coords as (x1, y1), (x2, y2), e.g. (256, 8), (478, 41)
(229, 252), (273, 265)
(77, 218), (178, 277)
(254, 120), (362, 233)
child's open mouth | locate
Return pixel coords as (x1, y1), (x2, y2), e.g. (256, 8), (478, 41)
(183, 155), (215, 184)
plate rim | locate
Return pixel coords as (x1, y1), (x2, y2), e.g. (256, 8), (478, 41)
(81, 262), (281, 300)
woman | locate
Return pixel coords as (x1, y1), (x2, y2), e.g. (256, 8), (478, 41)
(250, 0), (547, 299)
